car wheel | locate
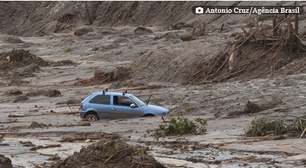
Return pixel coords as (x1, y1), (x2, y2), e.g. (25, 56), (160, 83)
(85, 114), (98, 121)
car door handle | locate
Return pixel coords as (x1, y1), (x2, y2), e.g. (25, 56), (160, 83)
(111, 108), (116, 111)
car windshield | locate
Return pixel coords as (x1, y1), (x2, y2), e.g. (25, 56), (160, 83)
(130, 95), (146, 106)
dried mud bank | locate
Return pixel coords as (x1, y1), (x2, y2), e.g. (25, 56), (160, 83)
(0, 1), (265, 36)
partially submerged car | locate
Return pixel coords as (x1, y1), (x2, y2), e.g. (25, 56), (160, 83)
(79, 90), (169, 121)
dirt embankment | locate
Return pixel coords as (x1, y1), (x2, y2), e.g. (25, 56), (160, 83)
(2, 1), (302, 86)
(0, 49), (76, 79)
(74, 66), (132, 86)
(0, 1), (279, 37)
(129, 8), (306, 85)
(0, 1), (196, 36)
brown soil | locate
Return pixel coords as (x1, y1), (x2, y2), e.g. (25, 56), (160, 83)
(0, 49), (48, 72)
(74, 66), (131, 86)
(0, 154), (12, 168)
(52, 138), (165, 168)
(0, 1), (238, 36)
(0, 49), (76, 78)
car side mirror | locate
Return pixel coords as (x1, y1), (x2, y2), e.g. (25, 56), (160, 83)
(130, 103), (137, 108)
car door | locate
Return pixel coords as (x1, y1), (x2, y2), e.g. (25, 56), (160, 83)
(88, 95), (111, 119)
(111, 95), (140, 119)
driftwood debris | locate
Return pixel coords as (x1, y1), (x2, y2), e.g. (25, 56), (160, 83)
(186, 13), (306, 85)
(30, 144), (61, 151)
(295, 13), (299, 34)
(8, 114), (27, 118)
(220, 23), (224, 32)
(201, 21), (206, 35)
(60, 136), (105, 142)
(299, 127), (306, 139)
(272, 18), (277, 36)
(294, 1), (299, 34)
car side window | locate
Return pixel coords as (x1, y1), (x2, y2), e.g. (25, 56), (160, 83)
(89, 95), (110, 105)
(113, 96), (135, 107)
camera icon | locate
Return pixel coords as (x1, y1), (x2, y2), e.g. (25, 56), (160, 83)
(195, 7), (204, 14)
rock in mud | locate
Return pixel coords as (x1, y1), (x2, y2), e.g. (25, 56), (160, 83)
(0, 154), (12, 168)
(52, 138), (165, 168)
(1, 35), (23, 43)
(134, 27), (153, 35)
(12, 95), (29, 103)
(43, 90), (61, 97)
(5, 89), (23, 95)
(74, 26), (94, 36)
(19, 141), (35, 147)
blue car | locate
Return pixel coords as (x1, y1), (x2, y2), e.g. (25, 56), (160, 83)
(79, 90), (169, 121)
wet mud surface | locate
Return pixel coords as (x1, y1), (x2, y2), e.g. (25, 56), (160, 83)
(2, 68), (306, 167)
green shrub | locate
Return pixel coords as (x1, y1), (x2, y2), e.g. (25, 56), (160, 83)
(153, 117), (207, 139)
(291, 118), (306, 131)
(64, 45), (73, 53)
(245, 117), (288, 137)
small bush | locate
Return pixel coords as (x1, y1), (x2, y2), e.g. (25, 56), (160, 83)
(64, 45), (73, 53)
(291, 119), (306, 132)
(245, 117), (288, 137)
(153, 117), (207, 139)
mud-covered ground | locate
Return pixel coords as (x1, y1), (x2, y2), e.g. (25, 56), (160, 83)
(0, 26), (306, 168)
(1, 1), (306, 168)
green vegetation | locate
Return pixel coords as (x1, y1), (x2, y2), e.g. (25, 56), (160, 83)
(245, 116), (306, 137)
(64, 45), (73, 53)
(245, 117), (288, 137)
(153, 116), (207, 140)
(292, 118), (306, 132)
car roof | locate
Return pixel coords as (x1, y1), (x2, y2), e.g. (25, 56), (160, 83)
(92, 91), (133, 97)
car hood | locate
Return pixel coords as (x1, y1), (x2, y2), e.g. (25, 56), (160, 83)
(142, 104), (169, 114)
